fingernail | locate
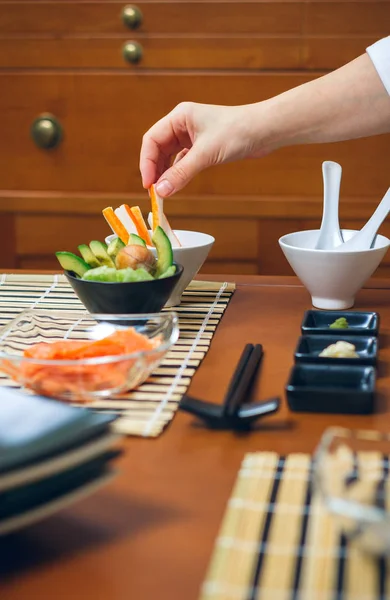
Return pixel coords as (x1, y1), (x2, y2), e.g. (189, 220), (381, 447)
(156, 180), (173, 197)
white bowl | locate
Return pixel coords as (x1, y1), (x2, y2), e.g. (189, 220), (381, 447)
(105, 230), (215, 307)
(279, 229), (390, 310)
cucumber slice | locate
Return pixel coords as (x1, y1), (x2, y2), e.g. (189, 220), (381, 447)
(152, 226), (173, 277)
(89, 240), (115, 268)
(78, 244), (101, 268)
(158, 265), (176, 279)
(129, 233), (147, 247)
(55, 252), (90, 278)
(107, 237), (126, 259)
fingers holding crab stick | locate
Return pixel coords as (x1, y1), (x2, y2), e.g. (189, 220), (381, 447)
(102, 207), (129, 244)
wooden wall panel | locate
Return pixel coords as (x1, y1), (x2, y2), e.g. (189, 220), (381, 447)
(307, 2), (390, 35)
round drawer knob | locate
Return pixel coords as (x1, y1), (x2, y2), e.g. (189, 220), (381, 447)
(122, 41), (143, 64)
(31, 114), (62, 149)
(122, 5), (143, 30)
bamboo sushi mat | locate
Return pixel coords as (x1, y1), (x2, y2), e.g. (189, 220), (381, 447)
(0, 273), (235, 438)
(201, 451), (390, 600)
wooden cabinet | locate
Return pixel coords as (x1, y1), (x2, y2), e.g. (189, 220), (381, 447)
(0, 1), (389, 274)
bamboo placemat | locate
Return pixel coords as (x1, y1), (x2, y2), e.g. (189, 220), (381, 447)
(0, 273), (235, 438)
(201, 451), (390, 600)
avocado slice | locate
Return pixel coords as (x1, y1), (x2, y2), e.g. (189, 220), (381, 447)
(129, 233), (147, 247)
(152, 226), (174, 277)
(107, 237), (125, 259)
(55, 251), (90, 278)
(78, 244), (101, 268)
(89, 240), (115, 268)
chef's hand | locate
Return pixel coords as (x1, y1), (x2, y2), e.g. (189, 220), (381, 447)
(139, 52), (390, 198)
(139, 102), (268, 197)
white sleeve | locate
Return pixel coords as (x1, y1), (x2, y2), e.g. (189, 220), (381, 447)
(366, 36), (390, 95)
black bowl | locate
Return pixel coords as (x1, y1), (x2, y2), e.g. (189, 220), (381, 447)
(65, 263), (183, 314)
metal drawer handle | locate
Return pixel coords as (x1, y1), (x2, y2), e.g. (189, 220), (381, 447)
(122, 41), (143, 64)
(122, 5), (143, 30)
(31, 114), (62, 149)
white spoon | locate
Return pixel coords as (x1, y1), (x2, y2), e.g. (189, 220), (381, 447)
(336, 187), (390, 252)
(315, 161), (344, 250)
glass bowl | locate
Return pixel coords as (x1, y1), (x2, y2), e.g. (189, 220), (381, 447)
(314, 427), (390, 555)
(0, 310), (179, 403)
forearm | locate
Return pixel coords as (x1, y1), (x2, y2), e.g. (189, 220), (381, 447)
(252, 52), (390, 154)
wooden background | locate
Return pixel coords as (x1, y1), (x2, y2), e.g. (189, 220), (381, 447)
(0, 1), (389, 275)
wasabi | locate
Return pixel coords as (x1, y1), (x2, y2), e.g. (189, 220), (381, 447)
(329, 317), (349, 329)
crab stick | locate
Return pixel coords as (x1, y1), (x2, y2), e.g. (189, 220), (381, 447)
(148, 185), (181, 247)
(102, 207), (129, 245)
(149, 184), (164, 231)
(114, 205), (138, 237)
(127, 205), (153, 246)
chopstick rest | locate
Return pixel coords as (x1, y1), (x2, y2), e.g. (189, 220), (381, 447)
(180, 344), (280, 430)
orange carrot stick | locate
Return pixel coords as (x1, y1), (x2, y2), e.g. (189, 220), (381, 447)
(102, 207), (129, 244)
(127, 205), (153, 246)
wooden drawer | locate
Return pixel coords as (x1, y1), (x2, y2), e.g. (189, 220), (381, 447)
(0, 2), (303, 35)
(0, 36), (376, 70)
(0, 37), (302, 70)
(0, 72), (389, 198)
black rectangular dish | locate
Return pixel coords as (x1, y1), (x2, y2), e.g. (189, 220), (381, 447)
(285, 364), (376, 414)
(301, 311), (379, 336)
(294, 335), (378, 366)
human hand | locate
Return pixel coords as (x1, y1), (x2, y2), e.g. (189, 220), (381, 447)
(139, 101), (265, 197)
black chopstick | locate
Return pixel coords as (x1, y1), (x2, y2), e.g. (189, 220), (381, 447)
(223, 344), (263, 418)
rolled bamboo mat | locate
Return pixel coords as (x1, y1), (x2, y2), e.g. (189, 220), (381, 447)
(0, 274), (235, 437)
(201, 450), (390, 600)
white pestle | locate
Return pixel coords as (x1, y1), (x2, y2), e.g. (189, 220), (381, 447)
(315, 161), (344, 250)
(335, 187), (390, 252)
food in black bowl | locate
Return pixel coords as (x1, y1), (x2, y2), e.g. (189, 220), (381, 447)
(56, 226), (183, 314)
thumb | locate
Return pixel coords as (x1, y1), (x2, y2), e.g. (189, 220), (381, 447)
(155, 147), (207, 197)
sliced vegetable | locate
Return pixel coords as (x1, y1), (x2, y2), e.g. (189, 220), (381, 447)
(116, 268), (154, 282)
(89, 240), (115, 268)
(128, 205), (153, 246)
(82, 266), (117, 282)
(102, 207), (129, 244)
(107, 237), (126, 259)
(78, 244), (101, 268)
(129, 233), (146, 247)
(158, 265), (176, 279)
(55, 252), (90, 278)
(153, 226), (174, 277)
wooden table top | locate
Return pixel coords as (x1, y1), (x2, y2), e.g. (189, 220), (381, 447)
(1, 274), (390, 600)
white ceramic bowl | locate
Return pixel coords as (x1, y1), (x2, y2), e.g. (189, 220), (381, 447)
(279, 229), (390, 310)
(105, 230), (215, 307)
